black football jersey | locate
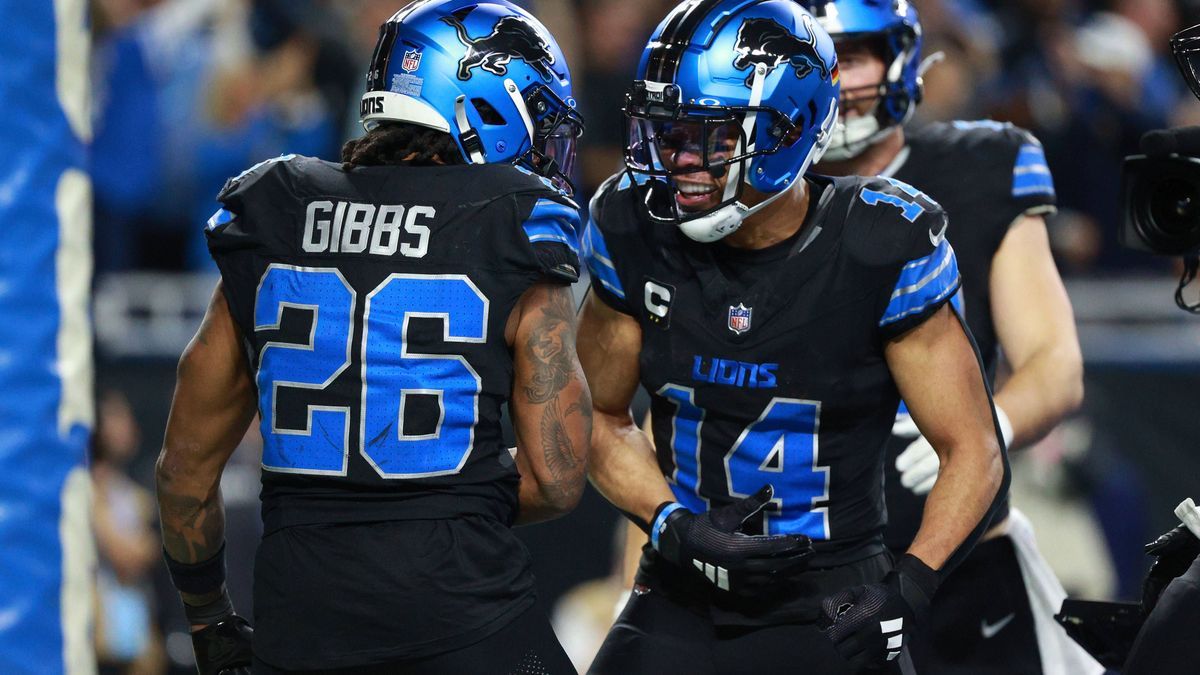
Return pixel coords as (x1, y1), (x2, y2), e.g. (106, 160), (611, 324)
(205, 155), (580, 532)
(586, 171), (960, 563)
(883, 121), (1057, 551)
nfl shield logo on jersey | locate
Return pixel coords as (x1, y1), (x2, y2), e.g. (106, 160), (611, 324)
(728, 303), (752, 334)
(401, 50), (422, 72)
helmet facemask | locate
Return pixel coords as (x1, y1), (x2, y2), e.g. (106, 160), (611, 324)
(822, 31), (921, 161)
(519, 84), (584, 194)
(622, 77), (805, 241)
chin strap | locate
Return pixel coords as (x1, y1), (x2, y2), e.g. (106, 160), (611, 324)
(453, 95), (486, 165)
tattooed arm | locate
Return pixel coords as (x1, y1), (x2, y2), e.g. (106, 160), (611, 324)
(156, 283), (257, 606)
(507, 282), (592, 525)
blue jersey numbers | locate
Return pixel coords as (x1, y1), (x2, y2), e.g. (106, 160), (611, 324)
(256, 266), (355, 474)
(362, 275), (486, 477)
(659, 387), (830, 539)
(253, 265), (487, 478)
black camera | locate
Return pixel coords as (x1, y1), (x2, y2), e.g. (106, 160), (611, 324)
(1122, 24), (1200, 257)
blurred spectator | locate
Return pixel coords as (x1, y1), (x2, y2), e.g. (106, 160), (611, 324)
(92, 389), (166, 675)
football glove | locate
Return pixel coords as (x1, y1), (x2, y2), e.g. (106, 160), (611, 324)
(191, 615), (254, 675)
(820, 554), (939, 670)
(1142, 499), (1200, 615)
(893, 406), (1012, 496)
(650, 485), (813, 593)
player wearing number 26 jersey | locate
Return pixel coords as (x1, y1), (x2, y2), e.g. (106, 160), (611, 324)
(579, 1), (1009, 673)
(155, 1), (588, 673)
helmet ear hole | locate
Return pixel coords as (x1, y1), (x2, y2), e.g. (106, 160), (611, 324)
(471, 98), (507, 125)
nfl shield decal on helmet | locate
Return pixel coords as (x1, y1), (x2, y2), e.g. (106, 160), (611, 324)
(401, 49), (422, 72)
(728, 303), (752, 334)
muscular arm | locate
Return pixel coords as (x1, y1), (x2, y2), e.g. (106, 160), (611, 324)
(155, 284), (257, 604)
(508, 283), (592, 525)
(990, 215), (1084, 449)
(886, 304), (1008, 571)
(577, 290), (676, 528)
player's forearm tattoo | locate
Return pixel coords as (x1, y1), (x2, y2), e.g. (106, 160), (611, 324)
(158, 485), (225, 564)
(524, 287), (590, 491)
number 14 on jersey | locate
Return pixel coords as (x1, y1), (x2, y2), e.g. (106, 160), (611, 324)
(659, 385), (830, 539)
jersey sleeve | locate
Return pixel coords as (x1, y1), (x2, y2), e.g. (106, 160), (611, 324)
(582, 175), (635, 314)
(858, 178), (962, 340)
(516, 193), (582, 285)
(204, 154), (298, 337)
(1005, 128), (1056, 217)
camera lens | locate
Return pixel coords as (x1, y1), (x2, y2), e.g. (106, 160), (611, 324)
(1125, 155), (1200, 255)
(1149, 177), (1200, 235)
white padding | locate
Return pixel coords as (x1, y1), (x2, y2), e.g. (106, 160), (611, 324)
(361, 91), (450, 133)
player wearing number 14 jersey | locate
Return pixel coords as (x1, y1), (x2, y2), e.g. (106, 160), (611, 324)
(155, 1), (588, 673)
(579, 1), (1010, 673)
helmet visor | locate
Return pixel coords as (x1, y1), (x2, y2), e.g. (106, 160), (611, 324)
(626, 116), (748, 177)
(523, 85), (584, 194)
(1173, 24), (1200, 102)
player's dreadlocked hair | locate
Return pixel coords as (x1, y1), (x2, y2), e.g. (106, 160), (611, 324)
(341, 122), (465, 170)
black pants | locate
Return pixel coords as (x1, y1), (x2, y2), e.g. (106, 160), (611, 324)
(909, 536), (1043, 674)
(1124, 552), (1200, 675)
(253, 602), (574, 674)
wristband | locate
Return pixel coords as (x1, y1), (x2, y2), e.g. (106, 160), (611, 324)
(650, 502), (685, 550)
(165, 543), (227, 596)
(895, 553), (940, 600)
(995, 405), (1014, 450)
(183, 587), (235, 627)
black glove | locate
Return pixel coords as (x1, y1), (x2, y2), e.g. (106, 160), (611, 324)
(820, 554), (939, 670)
(191, 615), (254, 675)
(651, 485), (813, 593)
(1142, 524), (1200, 615)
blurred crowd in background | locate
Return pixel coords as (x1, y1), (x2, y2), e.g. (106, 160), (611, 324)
(93, 0), (1200, 277)
(86, 0), (1200, 672)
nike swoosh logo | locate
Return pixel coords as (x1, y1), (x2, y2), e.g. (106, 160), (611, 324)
(980, 613), (1015, 639)
(929, 221), (948, 247)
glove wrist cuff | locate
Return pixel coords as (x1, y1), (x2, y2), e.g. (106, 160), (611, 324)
(896, 553), (940, 601)
(651, 502), (685, 551)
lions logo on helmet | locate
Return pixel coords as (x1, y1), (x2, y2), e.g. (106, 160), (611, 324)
(441, 8), (557, 81)
(732, 15), (833, 86)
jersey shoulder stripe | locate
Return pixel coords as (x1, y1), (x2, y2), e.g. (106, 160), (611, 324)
(522, 198), (580, 253)
(582, 218), (626, 300)
(879, 239), (960, 326)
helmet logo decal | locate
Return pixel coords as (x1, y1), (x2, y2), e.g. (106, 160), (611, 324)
(440, 10), (556, 81)
(732, 15), (831, 86)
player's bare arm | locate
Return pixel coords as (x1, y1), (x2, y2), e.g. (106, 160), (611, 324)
(990, 214), (1084, 449)
(576, 289), (676, 527)
(508, 282), (592, 524)
(156, 283), (256, 608)
(885, 303), (1007, 571)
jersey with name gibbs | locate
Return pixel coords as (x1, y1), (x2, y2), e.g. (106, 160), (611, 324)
(205, 154), (581, 534)
(585, 172), (961, 569)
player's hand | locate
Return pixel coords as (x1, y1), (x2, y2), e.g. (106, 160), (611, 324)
(893, 406), (1013, 496)
(650, 485), (813, 593)
(893, 415), (938, 496)
(191, 615), (254, 675)
(819, 554), (939, 670)
(1141, 499), (1200, 614)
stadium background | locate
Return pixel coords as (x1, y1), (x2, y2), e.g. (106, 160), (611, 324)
(59, 0), (1200, 671)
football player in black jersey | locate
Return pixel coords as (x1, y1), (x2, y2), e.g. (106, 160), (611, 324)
(155, 1), (589, 673)
(808, 2), (1096, 673)
(578, 1), (1009, 673)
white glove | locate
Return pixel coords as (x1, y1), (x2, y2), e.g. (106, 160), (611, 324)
(893, 406), (1013, 496)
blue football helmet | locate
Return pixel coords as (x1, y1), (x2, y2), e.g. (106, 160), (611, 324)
(624, 0), (840, 242)
(361, 0), (583, 192)
(804, 1), (924, 161)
